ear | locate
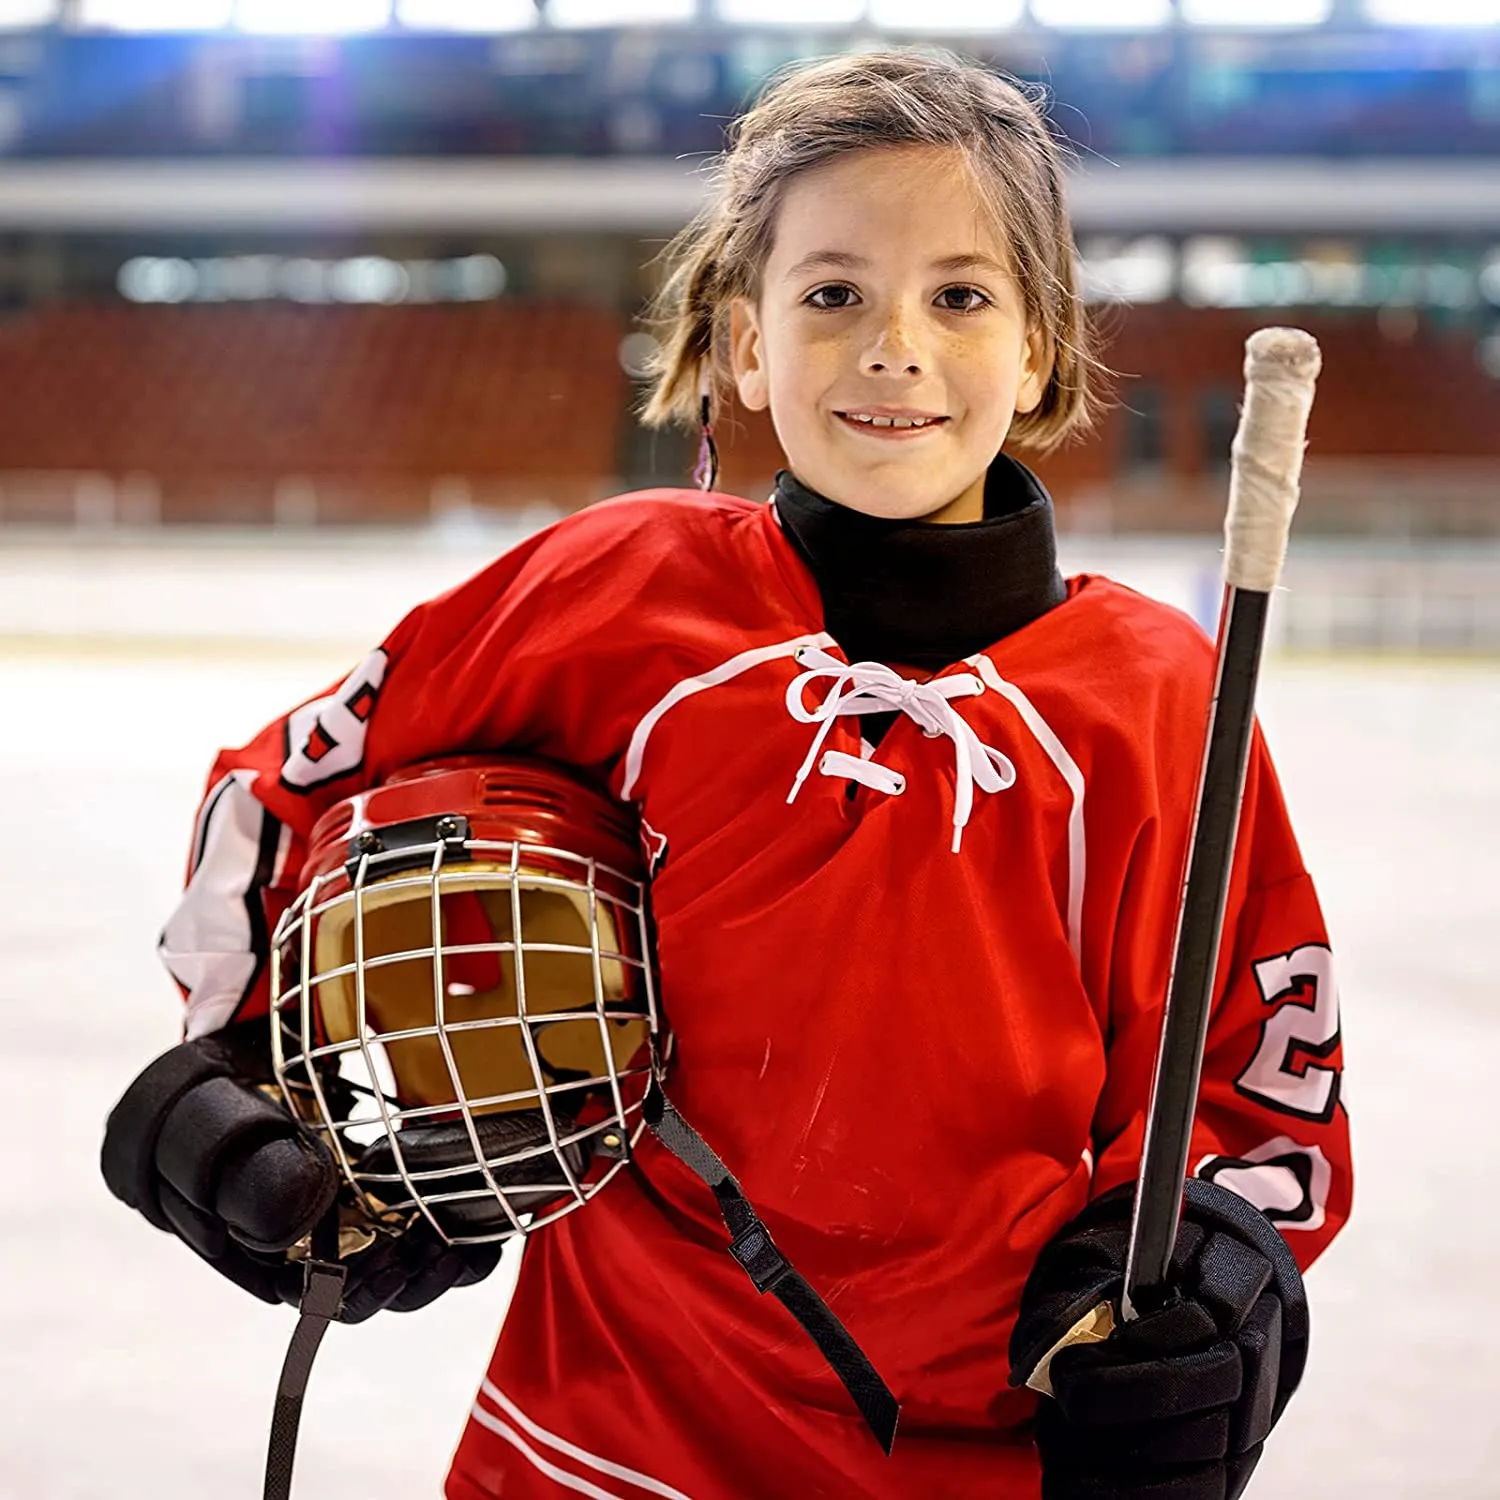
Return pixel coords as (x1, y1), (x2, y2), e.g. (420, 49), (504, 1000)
(1013, 324), (1050, 416)
(729, 297), (769, 413)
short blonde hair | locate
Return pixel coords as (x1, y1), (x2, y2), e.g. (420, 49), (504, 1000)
(638, 48), (1097, 455)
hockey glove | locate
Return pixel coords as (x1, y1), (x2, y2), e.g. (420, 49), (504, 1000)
(1009, 1178), (1309, 1500)
(100, 1024), (501, 1323)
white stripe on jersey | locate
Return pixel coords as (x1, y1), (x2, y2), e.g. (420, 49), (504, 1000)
(620, 632), (835, 800)
(159, 769), (281, 1039)
(472, 1381), (694, 1500)
(969, 653), (1087, 965)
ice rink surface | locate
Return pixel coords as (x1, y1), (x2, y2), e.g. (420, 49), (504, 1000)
(2, 633), (1497, 1499)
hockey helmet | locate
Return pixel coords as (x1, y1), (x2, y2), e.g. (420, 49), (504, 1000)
(269, 756), (662, 1245)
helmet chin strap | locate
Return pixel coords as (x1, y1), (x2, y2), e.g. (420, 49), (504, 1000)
(359, 1108), (590, 1237)
(263, 1207), (346, 1500)
(641, 1078), (900, 1456)
(258, 1108), (589, 1500)
(257, 1076), (900, 1500)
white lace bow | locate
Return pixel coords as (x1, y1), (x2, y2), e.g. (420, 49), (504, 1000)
(784, 645), (1017, 853)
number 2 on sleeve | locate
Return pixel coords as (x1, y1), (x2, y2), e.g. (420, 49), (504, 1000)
(1235, 943), (1342, 1123)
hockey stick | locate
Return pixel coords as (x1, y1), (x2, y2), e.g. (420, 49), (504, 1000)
(1026, 326), (1321, 1392)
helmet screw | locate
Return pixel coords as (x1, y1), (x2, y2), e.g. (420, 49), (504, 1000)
(354, 830), (380, 853)
(436, 815), (463, 839)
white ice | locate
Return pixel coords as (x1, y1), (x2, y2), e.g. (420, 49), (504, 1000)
(1, 640), (1496, 1499)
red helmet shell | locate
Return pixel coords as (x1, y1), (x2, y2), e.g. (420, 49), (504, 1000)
(300, 755), (643, 890)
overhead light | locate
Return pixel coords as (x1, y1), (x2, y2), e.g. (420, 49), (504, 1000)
(453, 253), (506, 299)
(0, 0), (59, 27)
(279, 257), (333, 301)
(396, 0), (535, 26)
(1181, 0), (1329, 22)
(551, 0), (693, 24)
(118, 257), (199, 303)
(218, 256), (280, 299)
(80, 0), (233, 26)
(617, 331), (660, 379)
(868, 0), (1024, 26)
(235, 0), (390, 32)
(1480, 249), (1500, 305)
(1181, 237), (1251, 307)
(329, 256), (410, 304)
(1029, 0), (1171, 25)
(1364, 0), (1500, 20)
(1078, 237), (1176, 304)
(116, 252), (507, 304)
(717, 0), (864, 21)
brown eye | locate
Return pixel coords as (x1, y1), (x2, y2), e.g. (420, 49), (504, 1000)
(806, 284), (857, 310)
(938, 286), (990, 313)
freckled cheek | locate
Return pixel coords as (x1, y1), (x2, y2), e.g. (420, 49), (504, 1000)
(953, 347), (1022, 421)
(769, 342), (843, 424)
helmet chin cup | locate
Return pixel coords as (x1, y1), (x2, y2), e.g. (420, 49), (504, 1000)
(270, 756), (663, 1246)
(356, 1109), (592, 1237)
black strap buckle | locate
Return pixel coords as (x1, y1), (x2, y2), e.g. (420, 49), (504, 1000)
(299, 1257), (347, 1321)
(643, 1082), (900, 1452)
(728, 1222), (791, 1294)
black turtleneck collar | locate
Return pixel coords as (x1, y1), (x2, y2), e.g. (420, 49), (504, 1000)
(773, 452), (1067, 672)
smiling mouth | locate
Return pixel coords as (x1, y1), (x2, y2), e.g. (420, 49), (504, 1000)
(834, 411), (949, 435)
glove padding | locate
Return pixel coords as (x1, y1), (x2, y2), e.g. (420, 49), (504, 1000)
(101, 1025), (501, 1322)
(1009, 1178), (1309, 1500)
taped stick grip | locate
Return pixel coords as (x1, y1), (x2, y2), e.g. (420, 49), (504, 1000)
(1024, 1300), (1117, 1397)
(1224, 327), (1322, 593)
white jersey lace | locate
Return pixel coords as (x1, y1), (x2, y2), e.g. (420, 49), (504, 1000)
(783, 645), (1017, 853)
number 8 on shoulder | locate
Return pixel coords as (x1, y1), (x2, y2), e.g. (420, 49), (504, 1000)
(1025, 327), (1323, 1396)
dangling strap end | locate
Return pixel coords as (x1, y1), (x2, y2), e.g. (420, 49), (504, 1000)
(262, 1213), (348, 1500)
(869, 1390), (900, 1456)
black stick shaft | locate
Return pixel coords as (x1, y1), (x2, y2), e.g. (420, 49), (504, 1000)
(1122, 583), (1271, 1317)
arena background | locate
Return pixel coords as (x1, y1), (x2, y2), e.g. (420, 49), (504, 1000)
(1, 5), (1497, 1497)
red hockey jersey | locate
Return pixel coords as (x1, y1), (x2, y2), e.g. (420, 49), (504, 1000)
(160, 488), (1351, 1500)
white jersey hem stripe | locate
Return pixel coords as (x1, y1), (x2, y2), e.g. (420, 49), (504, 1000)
(475, 1380), (694, 1500)
(466, 1403), (629, 1500)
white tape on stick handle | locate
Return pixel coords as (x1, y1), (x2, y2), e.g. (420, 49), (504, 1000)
(1224, 327), (1322, 593)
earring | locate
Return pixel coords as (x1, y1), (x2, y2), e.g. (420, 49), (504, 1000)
(692, 391), (720, 493)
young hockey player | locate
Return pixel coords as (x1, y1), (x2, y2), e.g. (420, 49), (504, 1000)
(102, 49), (1351, 1500)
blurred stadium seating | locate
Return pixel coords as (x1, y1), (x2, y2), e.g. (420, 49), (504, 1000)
(0, 3), (1498, 643)
(0, 299), (627, 520)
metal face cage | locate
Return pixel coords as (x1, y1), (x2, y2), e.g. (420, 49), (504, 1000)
(269, 760), (661, 1247)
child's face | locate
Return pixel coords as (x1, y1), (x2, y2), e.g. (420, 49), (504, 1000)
(730, 143), (1047, 525)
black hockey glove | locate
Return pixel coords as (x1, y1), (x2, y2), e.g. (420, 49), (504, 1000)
(1009, 1178), (1309, 1500)
(100, 1024), (501, 1323)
